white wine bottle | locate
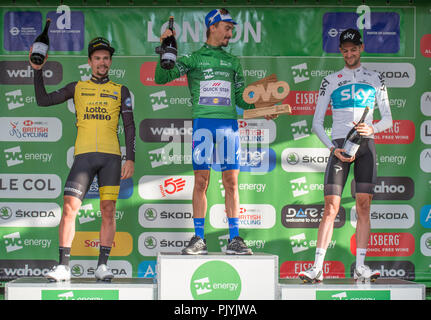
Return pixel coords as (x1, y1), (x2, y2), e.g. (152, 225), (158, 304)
(30, 18), (51, 65)
(155, 16), (177, 70)
(341, 106), (370, 158)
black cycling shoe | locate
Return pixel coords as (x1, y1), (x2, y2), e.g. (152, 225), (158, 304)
(182, 235), (208, 255)
(226, 236), (253, 255)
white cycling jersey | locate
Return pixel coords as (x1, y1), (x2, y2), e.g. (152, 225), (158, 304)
(312, 65), (393, 150)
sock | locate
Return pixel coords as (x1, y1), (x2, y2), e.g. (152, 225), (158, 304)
(59, 247), (71, 266)
(313, 248), (326, 270)
(356, 248), (367, 268)
(228, 217), (239, 240)
(194, 218), (205, 239)
(98, 246), (112, 266)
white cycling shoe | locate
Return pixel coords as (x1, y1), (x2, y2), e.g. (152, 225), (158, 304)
(298, 266), (323, 283)
(95, 264), (114, 281)
(354, 265), (380, 282)
(45, 265), (71, 282)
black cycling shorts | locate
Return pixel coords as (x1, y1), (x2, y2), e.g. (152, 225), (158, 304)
(63, 152), (121, 201)
(324, 138), (377, 196)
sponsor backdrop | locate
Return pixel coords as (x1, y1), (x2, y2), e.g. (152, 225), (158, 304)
(1, 1), (430, 290)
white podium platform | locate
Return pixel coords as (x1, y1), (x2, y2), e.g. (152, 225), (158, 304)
(279, 278), (426, 300)
(5, 277), (156, 300)
(157, 252), (279, 300)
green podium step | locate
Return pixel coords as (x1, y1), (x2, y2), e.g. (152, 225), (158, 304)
(279, 278), (426, 300)
(5, 277), (156, 300)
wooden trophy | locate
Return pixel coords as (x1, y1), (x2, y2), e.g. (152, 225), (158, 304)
(242, 74), (291, 119)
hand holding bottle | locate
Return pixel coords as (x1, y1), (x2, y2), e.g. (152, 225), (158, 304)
(156, 16), (177, 70)
(28, 46), (48, 70)
(160, 28), (176, 43)
(354, 121), (374, 136)
(332, 147), (355, 163)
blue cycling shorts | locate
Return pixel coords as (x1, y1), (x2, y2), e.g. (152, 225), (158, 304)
(192, 118), (240, 171)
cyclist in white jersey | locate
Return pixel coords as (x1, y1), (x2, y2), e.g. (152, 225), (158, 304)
(299, 28), (392, 283)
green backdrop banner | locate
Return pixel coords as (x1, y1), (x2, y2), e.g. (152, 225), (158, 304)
(0, 2), (430, 287)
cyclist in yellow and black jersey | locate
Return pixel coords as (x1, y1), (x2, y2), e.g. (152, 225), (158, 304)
(30, 37), (136, 282)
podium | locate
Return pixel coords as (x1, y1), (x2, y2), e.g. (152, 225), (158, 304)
(4, 257), (426, 300)
(157, 252), (279, 300)
(279, 278), (426, 300)
(5, 277), (156, 300)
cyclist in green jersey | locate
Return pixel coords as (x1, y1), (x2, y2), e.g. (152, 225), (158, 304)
(156, 8), (275, 254)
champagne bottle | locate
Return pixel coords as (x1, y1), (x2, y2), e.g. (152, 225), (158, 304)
(155, 16), (177, 70)
(30, 18), (51, 65)
(341, 106), (370, 158)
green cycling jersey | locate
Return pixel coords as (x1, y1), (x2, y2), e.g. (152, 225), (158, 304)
(155, 43), (255, 119)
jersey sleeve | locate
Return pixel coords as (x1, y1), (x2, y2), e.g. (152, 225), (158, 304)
(120, 86), (136, 162)
(154, 54), (194, 84)
(372, 75), (392, 134)
(34, 69), (76, 106)
(233, 59), (255, 110)
(312, 76), (335, 150)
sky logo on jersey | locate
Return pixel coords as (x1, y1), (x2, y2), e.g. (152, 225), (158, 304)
(4, 11), (41, 51)
(332, 83), (376, 109)
(47, 6), (84, 51)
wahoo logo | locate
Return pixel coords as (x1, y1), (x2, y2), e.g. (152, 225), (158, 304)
(3, 232), (23, 253)
(0, 61), (62, 85)
(333, 84), (376, 109)
(5, 90), (24, 110)
(291, 63), (310, 84)
(150, 91), (169, 111)
(4, 146), (24, 167)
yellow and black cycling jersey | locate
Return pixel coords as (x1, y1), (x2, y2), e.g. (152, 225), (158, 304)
(33, 70), (135, 161)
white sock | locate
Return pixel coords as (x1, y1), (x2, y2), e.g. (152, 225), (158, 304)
(313, 248), (326, 270)
(356, 248), (367, 268)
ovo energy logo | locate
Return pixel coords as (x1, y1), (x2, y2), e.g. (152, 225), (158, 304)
(190, 260), (241, 300)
